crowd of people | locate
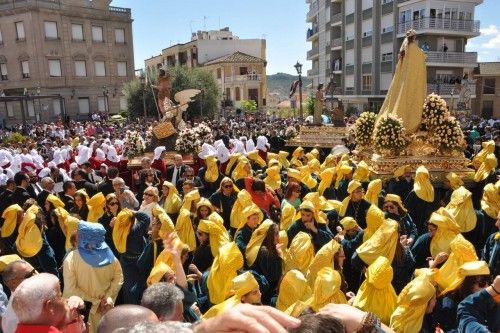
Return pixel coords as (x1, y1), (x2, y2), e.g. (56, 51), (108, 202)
(0, 113), (498, 333)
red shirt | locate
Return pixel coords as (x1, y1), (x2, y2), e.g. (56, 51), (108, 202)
(244, 177), (280, 214)
(15, 324), (62, 333)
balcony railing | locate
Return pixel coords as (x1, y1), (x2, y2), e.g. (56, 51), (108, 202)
(427, 83), (476, 96)
(307, 46), (319, 59)
(224, 74), (261, 83)
(398, 17), (480, 35)
(331, 13), (342, 23)
(425, 51), (478, 65)
(332, 37), (342, 48)
(307, 68), (319, 77)
(307, 1), (319, 20)
(307, 26), (319, 39)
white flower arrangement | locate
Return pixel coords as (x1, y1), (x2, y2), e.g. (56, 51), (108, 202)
(124, 130), (146, 159)
(175, 123), (213, 155)
(432, 117), (465, 151)
(373, 116), (409, 154)
(193, 122), (213, 145)
(285, 126), (298, 140)
(422, 93), (450, 129)
(354, 112), (377, 147)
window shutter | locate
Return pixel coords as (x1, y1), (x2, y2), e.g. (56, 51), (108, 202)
(95, 61), (105, 76)
(117, 62), (127, 76)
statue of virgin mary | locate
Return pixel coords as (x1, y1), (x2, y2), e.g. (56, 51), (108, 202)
(375, 29), (427, 134)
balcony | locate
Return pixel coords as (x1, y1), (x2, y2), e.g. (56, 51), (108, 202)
(427, 83), (476, 96)
(307, 2), (319, 22)
(331, 37), (342, 49)
(307, 26), (319, 40)
(331, 13), (342, 25)
(307, 46), (319, 60)
(224, 74), (261, 83)
(398, 17), (480, 37)
(425, 51), (478, 67)
(307, 68), (319, 77)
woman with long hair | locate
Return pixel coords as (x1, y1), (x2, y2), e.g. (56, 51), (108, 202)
(71, 191), (89, 220)
(246, 221), (283, 304)
(138, 186), (159, 222)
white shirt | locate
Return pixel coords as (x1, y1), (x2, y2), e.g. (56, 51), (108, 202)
(2, 298), (18, 333)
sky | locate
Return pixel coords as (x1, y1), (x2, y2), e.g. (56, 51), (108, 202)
(112, 0), (500, 75)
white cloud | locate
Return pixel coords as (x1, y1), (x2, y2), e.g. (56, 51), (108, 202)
(482, 34), (500, 49)
(481, 24), (499, 36)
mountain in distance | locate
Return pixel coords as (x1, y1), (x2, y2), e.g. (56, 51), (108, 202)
(267, 72), (311, 98)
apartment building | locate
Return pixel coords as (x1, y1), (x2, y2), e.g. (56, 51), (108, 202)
(473, 62), (500, 118)
(145, 28), (268, 109)
(0, 0), (134, 124)
(306, 0), (481, 112)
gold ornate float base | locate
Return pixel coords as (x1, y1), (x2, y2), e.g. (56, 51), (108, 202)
(286, 125), (347, 148)
(369, 154), (475, 181)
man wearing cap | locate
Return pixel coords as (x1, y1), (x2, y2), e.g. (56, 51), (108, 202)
(62, 221), (123, 332)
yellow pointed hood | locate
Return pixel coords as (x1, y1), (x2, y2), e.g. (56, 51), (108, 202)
(339, 180), (362, 217)
(307, 267), (347, 311)
(353, 161), (370, 182)
(16, 205), (43, 258)
(334, 162), (352, 189)
(357, 219), (399, 266)
(237, 203), (264, 231)
(474, 153), (497, 182)
(162, 181), (183, 215)
(320, 154), (336, 171)
(306, 239), (341, 287)
(207, 242), (244, 304)
(363, 204), (385, 242)
(429, 208), (460, 257)
(152, 205), (175, 238)
(364, 179), (382, 206)
(1, 204), (23, 238)
(264, 165), (282, 190)
(446, 172), (464, 190)
(285, 232), (315, 274)
(198, 219), (230, 257)
(278, 151), (290, 169)
(230, 190), (254, 229)
(353, 256), (397, 324)
(445, 186), (476, 233)
(440, 260), (490, 296)
(87, 192), (106, 222)
(245, 219), (274, 266)
(276, 269), (312, 311)
(481, 183), (500, 219)
(204, 155), (220, 183)
(414, 165), (434, 202)
(247, 150), (267, 168)
(318, 167), (336, 196)
(112, 208), (134, 254)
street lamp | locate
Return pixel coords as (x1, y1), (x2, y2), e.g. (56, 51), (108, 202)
(139, 70), (147, 119)
(294, 61), (303, 118)
(102, 86), (109, 119)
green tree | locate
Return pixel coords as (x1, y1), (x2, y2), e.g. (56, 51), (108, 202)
(240, 99), (257, 112)
(123, 65), (219, 120)
(306, 93), (315, 116)
(167, 66), (219, 120)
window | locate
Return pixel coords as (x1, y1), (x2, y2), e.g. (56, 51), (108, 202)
(382, 26), (393, 33)
(216, 68), (221, 79)
(97, 96), (106, 112)
(92, 26), (103, 42)
(235, 87), (241, 101)
(21, 61), (30, 78)
(78, 98), (90, 114)
(362, 75), (372, 90)
(44, 21), (58, 39)
(75, 60), (87, 77)
(71, 24), (84, 41)
(95, 61), (106, 76)
(115, 28), (125, 43)
(117, 62), (127, 77)
(1, 63), (8, 80)
(120, 96), (127, 110)
(53, 99), (61, 116)
(48, 60), (62, 77)
(6, 102), (14, 117)
(363, 31), (372, 37)
(15, 21), (25, 40)
(483, 78), (496, 95)
(0, 30), (3, 44)
(226, 87), (231, 99)
(382, 52), (393, 62)
(239, 67), (248, 75)
(382, 0), (393, 4)
(27, 100), (35, 118)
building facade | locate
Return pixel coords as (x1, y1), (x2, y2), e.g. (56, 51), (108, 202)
(145, 28), (268, 109)
(0, 0), (134, 125)
(306, 0), (481, 112)
(473, 62), (500, 118)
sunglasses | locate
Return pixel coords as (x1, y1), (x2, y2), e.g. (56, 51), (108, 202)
(24, 269), (37, 279)
(144, 193), (154, 197)
(109, 202), (119, 206)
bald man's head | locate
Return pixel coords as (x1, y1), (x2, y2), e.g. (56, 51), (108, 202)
(97, 305), (158, 333)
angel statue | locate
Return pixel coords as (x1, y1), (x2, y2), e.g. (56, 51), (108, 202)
(162, 89), (201, 130)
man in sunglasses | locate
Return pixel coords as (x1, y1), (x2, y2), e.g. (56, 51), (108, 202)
(1, 260), (38, 333)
